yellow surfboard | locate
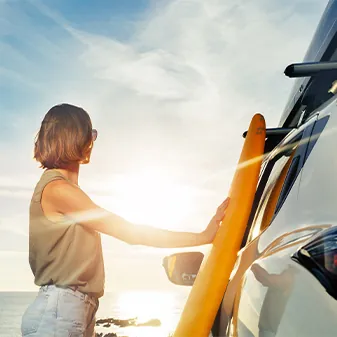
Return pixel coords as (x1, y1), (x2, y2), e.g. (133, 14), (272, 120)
(173, 113), (266, 337)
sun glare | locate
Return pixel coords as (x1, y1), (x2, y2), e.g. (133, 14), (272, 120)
(117, 290), (175, 322)
(110, 169), (195, 230)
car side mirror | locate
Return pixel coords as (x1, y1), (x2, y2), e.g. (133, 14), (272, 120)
(162, 252), (204, 286)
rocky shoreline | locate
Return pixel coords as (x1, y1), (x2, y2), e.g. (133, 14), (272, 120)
(95, 317), (161, 337)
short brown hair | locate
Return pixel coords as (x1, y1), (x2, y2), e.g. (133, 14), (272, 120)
(34, 103), (93, 169)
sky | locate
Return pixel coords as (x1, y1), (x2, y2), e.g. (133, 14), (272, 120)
(0, 0), (327, 292)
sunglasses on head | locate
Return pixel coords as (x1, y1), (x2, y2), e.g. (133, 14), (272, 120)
(92, 129), (98, 141)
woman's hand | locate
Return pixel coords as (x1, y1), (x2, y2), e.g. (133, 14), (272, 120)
(201, 197), (230, 244)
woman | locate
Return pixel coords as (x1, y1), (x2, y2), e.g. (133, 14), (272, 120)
(21, 103), (229, 337)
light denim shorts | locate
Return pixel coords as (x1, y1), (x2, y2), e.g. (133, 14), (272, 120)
(21, 285), (99, 337)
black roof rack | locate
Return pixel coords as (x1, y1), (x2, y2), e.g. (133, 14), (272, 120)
(284, 61), (337, 78)
(242, 127), (294, 154)
(242, 127), (293, 139)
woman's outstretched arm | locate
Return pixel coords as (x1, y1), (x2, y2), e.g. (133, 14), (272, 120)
(43, 179), (229, 248)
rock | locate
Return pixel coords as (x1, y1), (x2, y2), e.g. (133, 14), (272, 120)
(96, 318), (113, 325)
(96, 317), (161, 328)
(113, 318), (137, 327)
(96, 317), (137, 327)
(95, 333), (117, 337)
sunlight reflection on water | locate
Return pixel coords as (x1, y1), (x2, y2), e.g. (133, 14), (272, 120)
(96, 290), (189, 337)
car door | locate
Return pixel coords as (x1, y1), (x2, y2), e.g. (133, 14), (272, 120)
(217, 116), (320, 337)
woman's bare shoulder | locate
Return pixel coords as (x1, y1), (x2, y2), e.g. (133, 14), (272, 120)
(43, 178), (95, 215)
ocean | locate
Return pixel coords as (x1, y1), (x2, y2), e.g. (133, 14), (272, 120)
(0, 290), (189, 337)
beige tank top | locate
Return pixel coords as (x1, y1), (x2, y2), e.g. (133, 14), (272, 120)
(29, 169), (105, 298)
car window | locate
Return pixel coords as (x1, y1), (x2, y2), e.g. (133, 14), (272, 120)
(241, 114), (330, 247)
(246, 115), (327, 242)
(248, 142), (298, 241)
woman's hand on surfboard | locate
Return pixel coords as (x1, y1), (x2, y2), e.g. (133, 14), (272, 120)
(214, 197), (230, 221)
(202, 197), (230, 243)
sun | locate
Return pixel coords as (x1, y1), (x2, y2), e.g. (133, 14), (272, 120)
(106, 168), (195, 230)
